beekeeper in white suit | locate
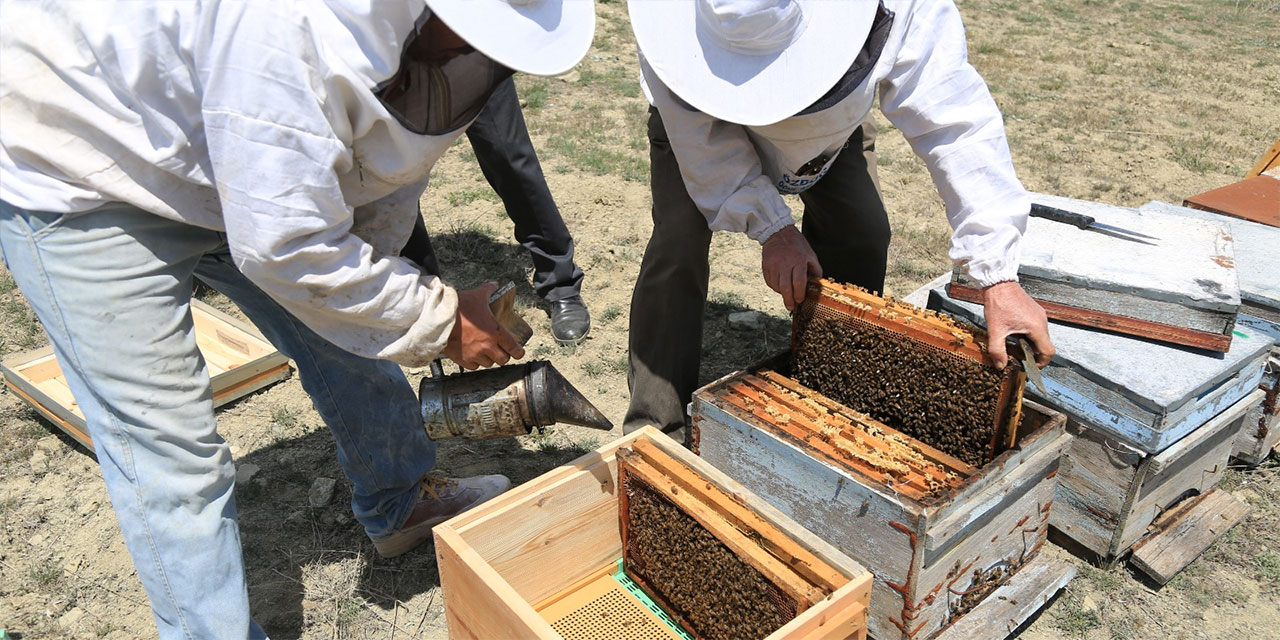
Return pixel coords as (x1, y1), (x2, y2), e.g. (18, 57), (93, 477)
(0, 1), (595, 637)
(624, 0), (1055, 438)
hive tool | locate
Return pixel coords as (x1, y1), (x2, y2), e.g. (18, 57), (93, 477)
(1030, 202), (1159, 244)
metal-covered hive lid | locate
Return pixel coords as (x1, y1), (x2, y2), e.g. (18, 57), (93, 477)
(1140, 200), (1280, 325)
(928, 285), (1275, 454)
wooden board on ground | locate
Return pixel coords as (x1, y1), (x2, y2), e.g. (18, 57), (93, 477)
(433, 427), (874, 640)
(932, 555), (1076, 640)
(1129, 489), (1251, 585)
(0, 300), (291, 451)
(1183, 175), (1280, 229)
(930, 285), (1273, 455)
(1141, 201), (1280, 326)
(693, 361), (1071, 640)
(949, 193), (1240, 352)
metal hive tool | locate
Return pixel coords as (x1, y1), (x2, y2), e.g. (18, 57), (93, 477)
(789, 279), (1026, 467)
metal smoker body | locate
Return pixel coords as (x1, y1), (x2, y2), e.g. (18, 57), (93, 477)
(420, 359), (612, 440)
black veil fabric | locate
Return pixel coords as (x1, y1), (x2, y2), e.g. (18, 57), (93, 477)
(375, 8), (515, 136)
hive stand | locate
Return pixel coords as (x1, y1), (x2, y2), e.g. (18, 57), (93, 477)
(1, 300), (291, 451)
(433, 427), (875, 640)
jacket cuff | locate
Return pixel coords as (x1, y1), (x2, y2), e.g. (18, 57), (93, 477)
(753, 213), (798, 245)
(964, 258), (1020, 288)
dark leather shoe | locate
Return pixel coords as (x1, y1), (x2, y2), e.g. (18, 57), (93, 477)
(549, 295), (590, 346)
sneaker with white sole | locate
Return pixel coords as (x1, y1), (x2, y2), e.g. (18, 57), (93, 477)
(372, 473), (511, 558)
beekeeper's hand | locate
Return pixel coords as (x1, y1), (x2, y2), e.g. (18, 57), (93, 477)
(983, 281), (1054, 369)
(442, 282), (525, 370)
(761, 225), (822, 312)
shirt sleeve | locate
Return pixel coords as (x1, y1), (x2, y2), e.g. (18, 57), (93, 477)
(878, 0), (1029, 287)
(196, 3), (455, 367)
(641, 58), (795, 244)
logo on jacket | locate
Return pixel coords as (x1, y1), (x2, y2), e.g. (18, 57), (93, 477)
(778, 153), (833, 194)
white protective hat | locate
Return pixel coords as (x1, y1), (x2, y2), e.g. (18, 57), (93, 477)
(628, 0), (878, 126)
(426, 0), (596, 76)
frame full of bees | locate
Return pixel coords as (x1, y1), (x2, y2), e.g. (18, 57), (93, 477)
(789, 280), (1027, 467)
(433, 427), (874, 640)
(692, 281), (1075, 640)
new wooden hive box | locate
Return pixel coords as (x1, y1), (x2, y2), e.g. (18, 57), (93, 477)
(930, 285), (1271, 581)
(433, 427), (874, 640)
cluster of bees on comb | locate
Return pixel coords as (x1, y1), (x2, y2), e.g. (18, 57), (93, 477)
(624, 475), (789, 640)
(791, 289), (1007, 467)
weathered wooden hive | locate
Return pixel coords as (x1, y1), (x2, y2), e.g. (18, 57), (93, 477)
(929, 281), (1273, 583)
(694, 281), (1074, 640)
(434, 427), (873, 640)
(1141, 199), (1280, 466)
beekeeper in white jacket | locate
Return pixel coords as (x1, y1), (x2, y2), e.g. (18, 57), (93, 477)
(624, 0), (1055, 437)
(0, 1), (594, 637)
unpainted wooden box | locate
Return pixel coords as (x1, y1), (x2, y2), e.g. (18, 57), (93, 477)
(692, 364), (1073, 640)
(0, 300), (291, 450)
(433, 427), (874, 640)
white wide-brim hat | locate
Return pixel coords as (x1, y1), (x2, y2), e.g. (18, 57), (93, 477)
(427, 0), (596, 76)
(629, 0), (878, 126)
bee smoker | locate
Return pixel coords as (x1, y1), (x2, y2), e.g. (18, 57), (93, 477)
(419, 359), (613, 440)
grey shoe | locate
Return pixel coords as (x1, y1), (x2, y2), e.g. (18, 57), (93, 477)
(372, 474), (511, 558)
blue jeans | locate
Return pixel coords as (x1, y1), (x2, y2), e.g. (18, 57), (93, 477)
(0, 200), (436, 639)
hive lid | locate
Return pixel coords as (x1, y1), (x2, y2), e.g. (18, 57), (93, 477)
(1019, 193), (1239, 313)
(1140, 200), (1280, 323)
(928, 285), (1275, 453)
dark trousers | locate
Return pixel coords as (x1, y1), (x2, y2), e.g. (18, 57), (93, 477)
(625, 108), (890, 433)
(401, 76), (584, 301)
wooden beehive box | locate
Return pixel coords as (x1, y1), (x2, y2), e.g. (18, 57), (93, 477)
(929, 286), (1268, 580)
(949, 193), (1240, 352)
(1232, 315), (1280, 466)
(433, 427), (874, 640)
(692, 360), (1073, 640)
(0, 300), (291, 450)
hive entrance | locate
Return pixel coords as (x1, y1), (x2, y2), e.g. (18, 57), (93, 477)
(790, 280), (1025, 467)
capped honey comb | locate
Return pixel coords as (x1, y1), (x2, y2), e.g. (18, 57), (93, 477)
(790, 279), (1024, 467)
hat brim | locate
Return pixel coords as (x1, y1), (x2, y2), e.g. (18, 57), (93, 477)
(629, 0), (877, 126)
(427, 0), (595, 77)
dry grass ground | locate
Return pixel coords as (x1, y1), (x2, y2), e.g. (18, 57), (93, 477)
(2, 0), (1278, 638)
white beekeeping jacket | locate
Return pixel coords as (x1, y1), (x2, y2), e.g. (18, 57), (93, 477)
(640, 0), (1030, 287)
(1, 0), (467, 367)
